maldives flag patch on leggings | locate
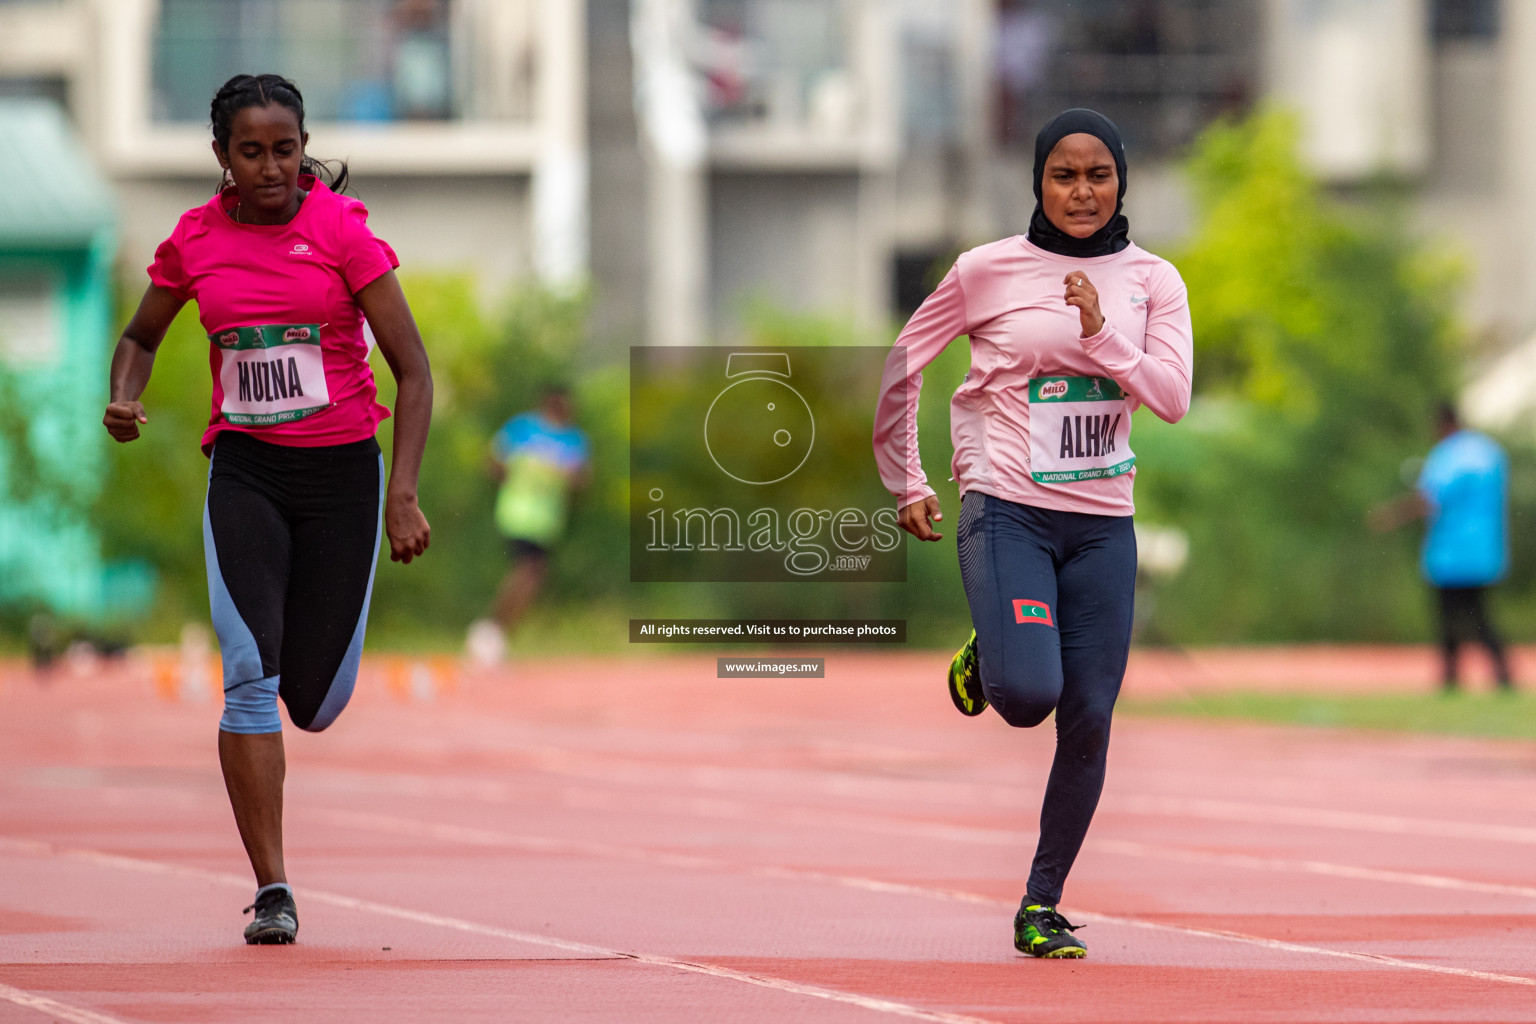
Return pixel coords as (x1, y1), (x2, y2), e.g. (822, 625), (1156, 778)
(1013, 599), (1054, 626)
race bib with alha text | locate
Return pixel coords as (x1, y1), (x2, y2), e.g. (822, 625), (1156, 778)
(211, 324), (330, 426)
(1027, 375), (1135, 483)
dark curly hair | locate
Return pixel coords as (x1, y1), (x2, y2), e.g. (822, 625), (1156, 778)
(210, 73), (350, 194)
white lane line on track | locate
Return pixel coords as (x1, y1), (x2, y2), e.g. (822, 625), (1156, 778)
(1087, 839), (1536, 902)
(327, 809), (1005, 906)
(1074, 911), (1536, 988)
(317, 810), (1536, 988)
(318, 811), (1536, 988)
(329, 806), (1536, 909)
(8, 826), (1536, 997)
(294, 757), (1536, 848)
(323, 786), (1536, 904)
(0, 836), (996, 1024)
(15, 771), (1536, 913)
(20, 754), (1536, 850)
(34, 763), (1496, 916)
(1113, 795), (1536, 846)
(0, 982), (133, 1024)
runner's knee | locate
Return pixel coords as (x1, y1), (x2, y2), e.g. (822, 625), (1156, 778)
(281, 659), (362, 733)
(985, 665), (1060, 728)
(993, 694), (1055, 729)
(283, 679), (343, 733)
(220, 674), (282, 734)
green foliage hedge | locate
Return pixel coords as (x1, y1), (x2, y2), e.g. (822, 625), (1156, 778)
(1132, 108), (1523, 642)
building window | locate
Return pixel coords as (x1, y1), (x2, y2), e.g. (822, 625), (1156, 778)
(0, 76), (69, 109)
(152, 0), (457, 124)
(995, 0), (1258, 157)
(698, 0), (859, 134)
(900, 10), (959, 146)
(1433, 0), (1498, 41)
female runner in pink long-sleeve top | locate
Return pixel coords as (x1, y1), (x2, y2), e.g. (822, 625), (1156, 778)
(872, 109), (1192, 959)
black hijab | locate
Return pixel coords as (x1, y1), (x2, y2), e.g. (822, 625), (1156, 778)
(1026, 108), (1130, 258)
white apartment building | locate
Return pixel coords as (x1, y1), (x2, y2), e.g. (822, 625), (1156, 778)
(0, 0), (587, 294)
(1, 0), (1531, 352)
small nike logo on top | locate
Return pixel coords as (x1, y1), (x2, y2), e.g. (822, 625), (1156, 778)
(1130, 295), (1150, 304)
(290, 244), (312, 256)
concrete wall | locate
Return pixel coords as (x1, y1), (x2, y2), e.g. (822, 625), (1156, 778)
(585, 0), (648, 352)
(708, 171), (864, 338)
(354, 176), (534, 290)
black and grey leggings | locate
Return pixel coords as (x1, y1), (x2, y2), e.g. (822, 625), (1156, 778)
(205, 430), (383, 734)
(957, 491), (1137, 907)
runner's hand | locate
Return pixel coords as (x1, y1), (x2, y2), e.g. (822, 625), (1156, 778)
(1064, 273), (1104, 337)
(103, 401), (148, 442)
(898, 496), (944, 542)
(386, 492), (431, 564)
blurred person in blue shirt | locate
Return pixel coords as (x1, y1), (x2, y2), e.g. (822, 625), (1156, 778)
(465, 386), (590, 665)
(1374, 403), (1513, 691)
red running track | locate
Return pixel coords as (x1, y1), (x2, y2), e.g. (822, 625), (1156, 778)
(1, 649), (1534, 1023)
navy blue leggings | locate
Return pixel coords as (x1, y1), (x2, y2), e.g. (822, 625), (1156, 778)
(956, 491), (1136, 906)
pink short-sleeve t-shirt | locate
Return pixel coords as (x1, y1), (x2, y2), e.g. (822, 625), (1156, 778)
(148, 175), (399, 452)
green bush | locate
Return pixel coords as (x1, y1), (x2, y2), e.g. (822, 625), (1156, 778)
(1131, 108), (1466, 641)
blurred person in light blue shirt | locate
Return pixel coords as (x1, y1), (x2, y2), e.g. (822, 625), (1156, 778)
(1377, 403), (1513, 691)
(1418, 410), (1508, 589)
(464, 386), (590, 666)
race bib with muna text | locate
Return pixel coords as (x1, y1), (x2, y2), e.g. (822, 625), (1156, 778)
(211, 324), (331, 427)
(1027, 375), (1135, 483)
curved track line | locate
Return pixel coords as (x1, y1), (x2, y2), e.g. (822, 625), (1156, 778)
(0, 982), (132, 1024)
(0, 836), (996, 1024)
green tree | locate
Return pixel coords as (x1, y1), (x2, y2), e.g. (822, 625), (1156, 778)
(1133, 108), (1460, 641)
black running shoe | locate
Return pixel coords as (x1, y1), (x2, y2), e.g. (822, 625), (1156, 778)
(243, 887), (298, 945)
(1014, 902), (1085, 958)
(948, 630), (986, 716)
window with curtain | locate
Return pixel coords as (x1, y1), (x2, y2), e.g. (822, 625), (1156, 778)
(152, 0), (456, 123)
(698, 0), (858, 133)
(994, 0), (1259, 156)
(1433, 0), (1498, 41)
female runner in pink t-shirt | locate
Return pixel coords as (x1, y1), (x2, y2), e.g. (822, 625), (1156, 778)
(872, 109), (1193, 958)
(103, 74), (434, 946)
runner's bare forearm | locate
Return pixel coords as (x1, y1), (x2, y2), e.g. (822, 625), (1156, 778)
(387, 370), (432, 498)
(109, 284), (185, 402)
(354, 272), (434, 499)
(108, 336), (158, 403)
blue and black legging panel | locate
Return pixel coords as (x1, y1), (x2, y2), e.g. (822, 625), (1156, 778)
(204, 430), (383, 734)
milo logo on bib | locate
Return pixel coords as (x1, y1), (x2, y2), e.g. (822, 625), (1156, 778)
(209, 323), (331, 427)
(1027, 376), (1135, 483)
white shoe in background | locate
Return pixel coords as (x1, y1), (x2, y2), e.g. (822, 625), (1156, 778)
(465, 619), (507, 667)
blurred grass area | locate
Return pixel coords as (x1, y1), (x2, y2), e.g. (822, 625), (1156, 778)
(364, 603), (636, 656)
(1121, 690), (1536, 739)
(360, 604), (934, 657)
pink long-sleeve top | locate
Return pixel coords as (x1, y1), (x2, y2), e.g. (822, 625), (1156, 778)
(873, 235), (1193, 517)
